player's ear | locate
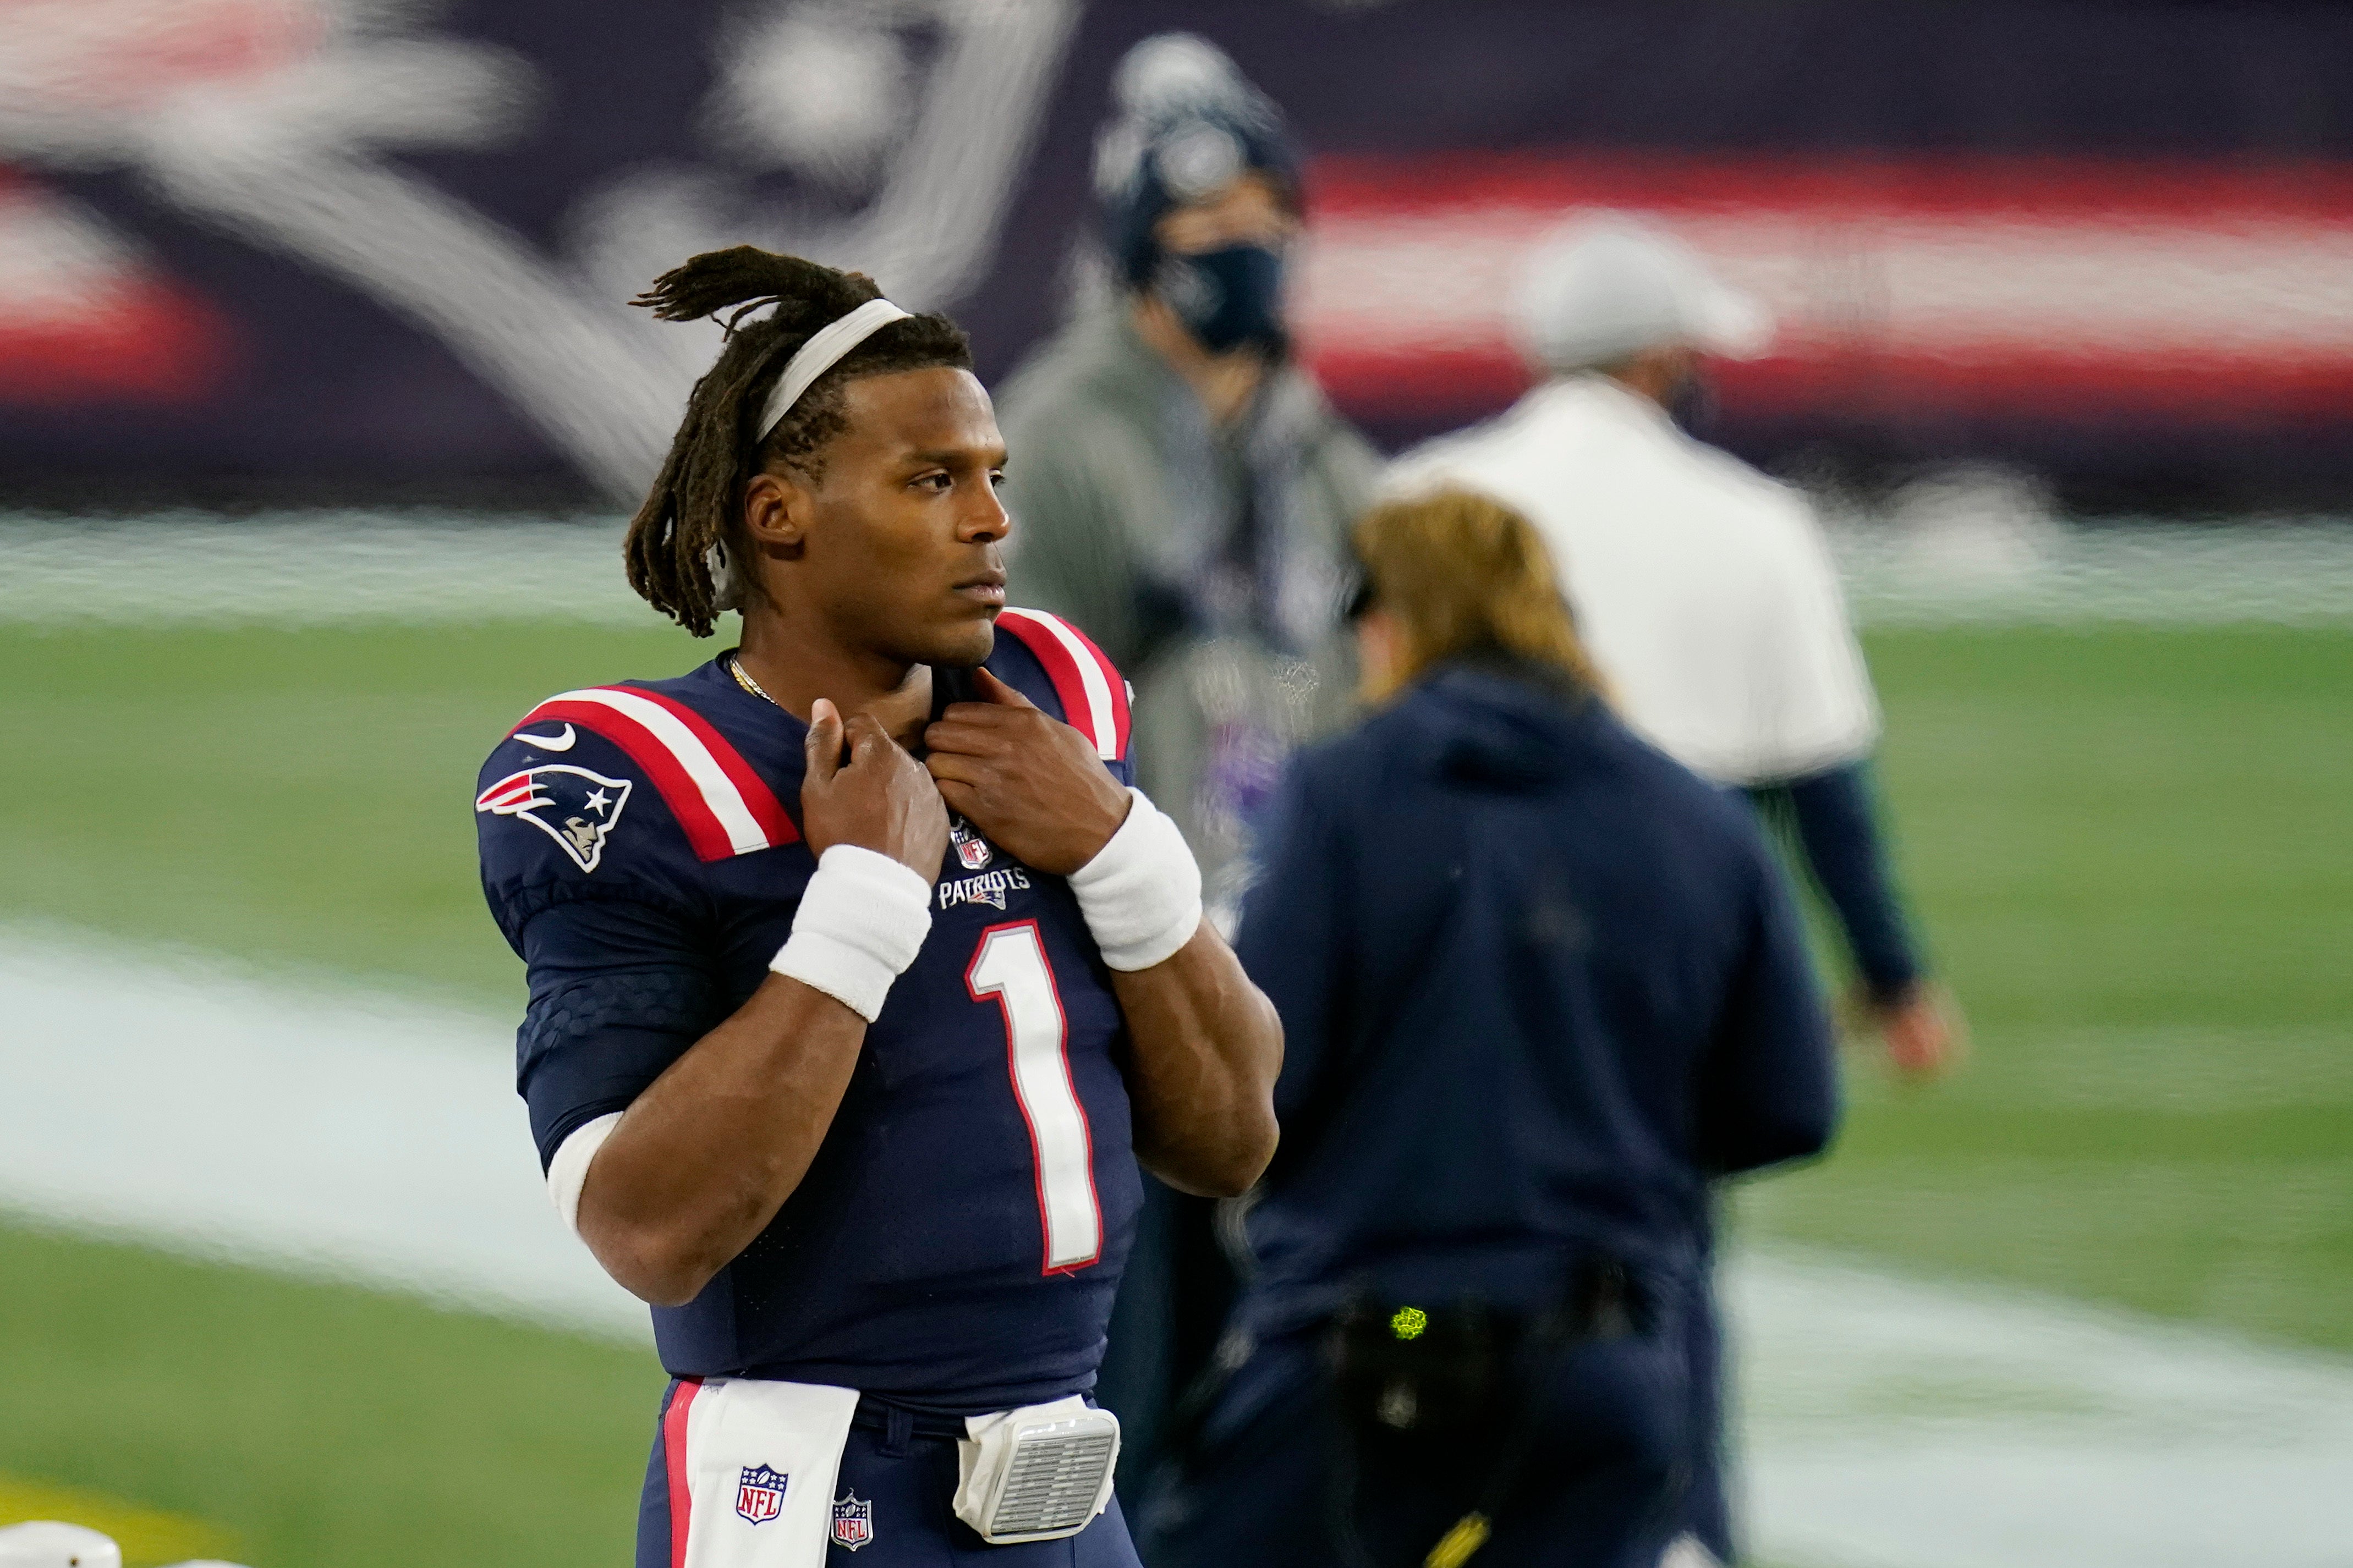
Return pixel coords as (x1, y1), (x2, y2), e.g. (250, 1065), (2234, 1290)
(744, 469), (813, 559)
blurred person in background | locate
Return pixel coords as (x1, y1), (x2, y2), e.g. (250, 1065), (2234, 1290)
(994, 31), (1378, 1493)
(1144, 489), (1838, 1568)
(997, 31), (1377, 917)
(1389, 217), (1957, 1075)
(1387, 216), (1960, 1567)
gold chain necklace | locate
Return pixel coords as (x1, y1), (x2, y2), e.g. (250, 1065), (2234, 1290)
(725, 650), (782, 709)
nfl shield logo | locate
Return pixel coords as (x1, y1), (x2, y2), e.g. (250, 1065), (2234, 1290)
(831, 1489), (874, 1551)
(735, 1463), (787, 1525)
(950, 816), (992, 871)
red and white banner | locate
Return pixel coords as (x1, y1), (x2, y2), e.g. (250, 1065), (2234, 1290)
(1294, 154), (2353, 427)
(0, 169), (227, 403)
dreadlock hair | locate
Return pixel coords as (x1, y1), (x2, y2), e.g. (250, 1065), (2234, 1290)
(622, 246), (974, 637)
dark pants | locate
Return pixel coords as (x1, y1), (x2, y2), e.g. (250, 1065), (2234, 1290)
(1142, 1318), (1691, 1568)
(1683, 1280), (1734, 1561)
(634, 1383), (1144, 1567)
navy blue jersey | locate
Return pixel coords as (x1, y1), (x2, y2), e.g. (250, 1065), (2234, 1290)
(475, 609), (1144, 1411)
(1232, 662), (1838, 1334)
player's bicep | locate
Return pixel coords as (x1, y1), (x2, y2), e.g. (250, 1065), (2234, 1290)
(513, 898), (725, 1174)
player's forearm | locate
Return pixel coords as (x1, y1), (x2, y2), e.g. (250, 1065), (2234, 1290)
(1114, 922), (1283, 1198)
(577, 973), (866, 1307)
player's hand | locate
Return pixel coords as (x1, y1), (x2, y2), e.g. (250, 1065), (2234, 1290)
(923, 668), (1132, 876)
(802, 700), (950, 882)
(1853, 981), (1968, 1079)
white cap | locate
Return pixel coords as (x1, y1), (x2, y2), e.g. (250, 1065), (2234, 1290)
(1512, 213), (1773, 372)
(0, 1522), (122, 1568)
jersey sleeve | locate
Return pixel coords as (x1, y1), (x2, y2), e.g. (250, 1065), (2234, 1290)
(990, 607), (1138, 789)
(512, 898), (723, 1171)
(475, 719), (711, 944)
(1694, 827), (1841, 1175)
(1235, 748), (1352, 1144)
(475, 717), (725, 1169)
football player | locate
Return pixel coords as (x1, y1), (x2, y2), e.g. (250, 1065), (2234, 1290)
(474, 247), (1281, 1567)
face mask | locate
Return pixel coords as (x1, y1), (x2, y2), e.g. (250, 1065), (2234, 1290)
(1153, 244), (1286, 354)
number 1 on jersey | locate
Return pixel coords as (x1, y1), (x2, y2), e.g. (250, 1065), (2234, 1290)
(967, 921), (1103, 1274)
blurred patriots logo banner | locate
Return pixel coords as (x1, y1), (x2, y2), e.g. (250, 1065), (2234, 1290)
(7, 1), (2353, 509)
(832, 1489), (874, 1550)
(735, 1463), (788, 1526)
(474, 765), (633, 873)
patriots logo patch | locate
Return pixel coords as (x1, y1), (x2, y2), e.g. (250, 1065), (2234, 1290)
(475, 764), (634, 873)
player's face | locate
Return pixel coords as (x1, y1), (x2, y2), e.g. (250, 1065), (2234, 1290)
(769, 366), (1010, 668)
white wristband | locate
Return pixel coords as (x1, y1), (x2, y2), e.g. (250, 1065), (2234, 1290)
(547, 1110), (622, 1239)
(772, 844), (934, 1021)
(1068, 788), (1203, 972)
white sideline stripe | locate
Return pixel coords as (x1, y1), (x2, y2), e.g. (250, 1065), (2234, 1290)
(2, 926), (2351, 1567)
(1005, 608), (1118, 758)
(1724, 1249), (2353, 1568)
(3, 515), (2350, 629)
(542, 687), (770, 856)
(0, 927), (646, 1340)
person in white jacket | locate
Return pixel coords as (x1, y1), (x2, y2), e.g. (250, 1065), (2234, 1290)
(1388, 216), (1961, 1567)
(1389, 214), (1957, 1072)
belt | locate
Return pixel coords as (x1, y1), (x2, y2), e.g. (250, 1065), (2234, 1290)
(851, 1394), (984, 1444)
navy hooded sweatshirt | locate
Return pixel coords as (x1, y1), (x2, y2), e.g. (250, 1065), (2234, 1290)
(1232, 662), (1838, 1336)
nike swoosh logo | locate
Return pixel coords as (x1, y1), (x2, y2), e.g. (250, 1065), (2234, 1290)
(513, 724), (576, 752)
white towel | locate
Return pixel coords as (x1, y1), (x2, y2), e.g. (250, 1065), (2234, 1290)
(673, 1378), (862, 1567)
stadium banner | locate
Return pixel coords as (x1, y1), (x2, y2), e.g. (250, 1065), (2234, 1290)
(1295, 155), (2353, 426)
(6, 0), (2353, 508)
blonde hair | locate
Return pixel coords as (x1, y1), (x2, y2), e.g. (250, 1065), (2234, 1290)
(1352, 487), (1598, 702)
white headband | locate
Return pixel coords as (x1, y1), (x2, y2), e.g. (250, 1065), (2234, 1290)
(755, 297), (913, 443)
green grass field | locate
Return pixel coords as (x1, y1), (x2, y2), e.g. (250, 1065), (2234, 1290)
(3, 617), (2348, 1564)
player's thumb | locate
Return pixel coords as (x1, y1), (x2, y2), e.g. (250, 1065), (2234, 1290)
(973, 667), (1037, 709)
(838, 713), (895, 777)
(804, 698), (844, 785)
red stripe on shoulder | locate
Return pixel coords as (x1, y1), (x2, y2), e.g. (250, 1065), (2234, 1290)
(996, 608), (1129, 761)
(511, 685), (799, 862)
(610, 685), (799, 847)
(520, 698), (736, 861)
(1052, 614), (1132, 760)
(994, 610), (1090, 729)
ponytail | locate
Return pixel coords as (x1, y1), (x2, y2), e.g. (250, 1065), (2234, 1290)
(622, 246), (972, 636)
